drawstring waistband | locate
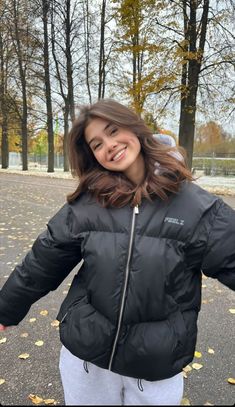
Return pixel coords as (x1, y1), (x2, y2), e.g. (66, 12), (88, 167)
(137, 378), (143, 391)
(83, 360), (143, 391)
(83, 360), (89, 373)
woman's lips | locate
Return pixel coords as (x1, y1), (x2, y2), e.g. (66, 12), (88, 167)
(112, 147), (127, 162)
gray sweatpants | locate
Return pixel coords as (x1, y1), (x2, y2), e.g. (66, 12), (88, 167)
(59, 346), (184, 405)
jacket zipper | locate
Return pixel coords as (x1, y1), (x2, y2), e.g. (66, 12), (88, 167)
(108, 205), (139, 370)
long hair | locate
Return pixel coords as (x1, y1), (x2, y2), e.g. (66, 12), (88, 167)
(67, 99), (194, 207)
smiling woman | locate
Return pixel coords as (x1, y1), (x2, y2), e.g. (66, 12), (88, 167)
(68, 99), (192, 207)
(0, 99), (235, 406)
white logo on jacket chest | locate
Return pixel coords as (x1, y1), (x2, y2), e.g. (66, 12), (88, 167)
(164, 217), (184, 226)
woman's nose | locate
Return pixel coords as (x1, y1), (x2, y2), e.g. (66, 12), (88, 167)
(106, 140), (118, 151)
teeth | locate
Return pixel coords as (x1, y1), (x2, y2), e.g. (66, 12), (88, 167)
(113, 149), (126, 161)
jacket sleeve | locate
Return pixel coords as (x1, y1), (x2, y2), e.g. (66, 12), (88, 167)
(201, 199), (235, 290)
(0, 203), (83, 326)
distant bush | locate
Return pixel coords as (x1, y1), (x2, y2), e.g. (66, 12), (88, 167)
(192, 158), (235, 176)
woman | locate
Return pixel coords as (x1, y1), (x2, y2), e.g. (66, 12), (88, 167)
(0, 99), (234, 405)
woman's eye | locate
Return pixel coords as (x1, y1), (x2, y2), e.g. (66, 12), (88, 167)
(110, 127), (118, 135)
(93, 142), (101, 150)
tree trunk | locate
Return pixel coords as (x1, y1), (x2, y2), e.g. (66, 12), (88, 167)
(0, 30), (9, 168)
(13, 0), (28, 170)
(66, 0), (75, 122)
(178, 0), (209, 170)
(84, 0), (92, 103)
(98, 0), (106, 99)
(1, 115), (9, 169)
(63, 105), (70, 172)
(42, 0), (54, 172)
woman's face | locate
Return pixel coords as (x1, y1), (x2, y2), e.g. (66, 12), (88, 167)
(84, 117), (145, 184)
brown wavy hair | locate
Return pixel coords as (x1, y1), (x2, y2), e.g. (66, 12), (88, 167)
(67, 99), (194, 207)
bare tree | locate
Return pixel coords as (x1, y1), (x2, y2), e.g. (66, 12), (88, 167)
(50, 0), (83, 171)
(0, 2), (9, 168)
(178, 0), (210, 169)
(41, 0), (54, 172)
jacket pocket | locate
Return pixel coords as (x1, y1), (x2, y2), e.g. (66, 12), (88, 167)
(58, 296), (115, 362)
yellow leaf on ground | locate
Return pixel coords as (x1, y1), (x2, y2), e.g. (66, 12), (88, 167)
(181, 398), (191, 405)
(18, 353), (30, 359)
(227, 377), (235, 384)
(183, 365), (192, 373)
(44, 399), (56, 405)
(0, 379), (5, 385)
(202, 284), (207, 288)
(28, 394), (44, 404)
(194, 351), (202, 358)
(182, 371), (188, 379)
(20, 333), (29, 338)
(35, 340), (44, 347)
(229, 309), (235, 314)
(192, 363), (203, 370)
(29, 318), (36, 323)
(0, 337), (7, 344)
(40, 310), (48, 316)
(208, 348), (215, 354)
(50, 320), (60, 327)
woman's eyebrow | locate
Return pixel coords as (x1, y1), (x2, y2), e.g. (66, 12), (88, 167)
(88, 122), (112, 146)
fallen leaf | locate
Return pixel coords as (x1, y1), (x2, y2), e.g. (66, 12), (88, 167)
(216, 289), (222, 293)
(181, 398), (191, 405)
(44, 399), (56, 405)
(182, 371), (188, 379)
(202, 300), (208, 304)
(40, 310), (48, 316)
(20, 333), (29, 338)
(202, 284), (207, 288)
(192, 363), (203, 370)
(0, 337), (7, 344)
(229, 309), (235, 314)
(0, 378), (5, 385)
(18, 353), (30, 359)
(35, 340), (44, 347)
(227, 377), (235, 384)
(194, 351), (202, 358)
(208, 348), (215, 354)
(50, 320), (60, 327)
(183, 365), (192, 373)
(29, 318), (37, 323)
(28, 394), (44, 404)
(62, 290), (68, 295)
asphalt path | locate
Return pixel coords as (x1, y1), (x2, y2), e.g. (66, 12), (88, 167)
(0, 173), (234, 406)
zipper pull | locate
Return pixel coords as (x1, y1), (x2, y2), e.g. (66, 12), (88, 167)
(135, 205), (139, 214)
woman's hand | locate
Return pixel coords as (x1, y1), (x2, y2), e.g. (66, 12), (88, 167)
(0, 324), (7, 331)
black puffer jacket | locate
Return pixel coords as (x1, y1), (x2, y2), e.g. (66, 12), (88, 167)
(0, 181), (234, 381)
